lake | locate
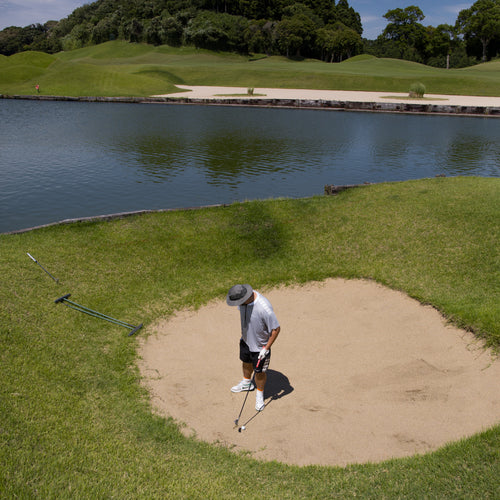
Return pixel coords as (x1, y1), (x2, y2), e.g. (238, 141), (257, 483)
(1, 99), (499, 233)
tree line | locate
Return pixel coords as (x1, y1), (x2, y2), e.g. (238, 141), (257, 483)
(1, 0), (499, 67)
(368, 1), (500, 67)
(0, 0), (362, 61)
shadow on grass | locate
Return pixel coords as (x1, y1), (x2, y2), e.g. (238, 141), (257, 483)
(232, 202), (290, 260)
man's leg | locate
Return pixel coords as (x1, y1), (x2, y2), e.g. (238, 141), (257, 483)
(255, 372), (266, 411)
(254, 371), (266, 391)
(242, 362), (253, 380)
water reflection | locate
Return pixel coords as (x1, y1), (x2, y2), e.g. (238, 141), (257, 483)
(443, 136), (500, 175)
(123, 131), (300, 186)
(0, 99), (499, 233)
(119, 136), (196, 181)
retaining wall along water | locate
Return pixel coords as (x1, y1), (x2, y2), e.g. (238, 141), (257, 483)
(1, 94), (499, 117)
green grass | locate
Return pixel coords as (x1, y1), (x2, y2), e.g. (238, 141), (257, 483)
(0, 50), (56, 68)
(1, 177), (499, 498)
(0, 40), (499, 97)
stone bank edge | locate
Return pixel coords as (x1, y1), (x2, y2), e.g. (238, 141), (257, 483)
(1, 94), (499, 117)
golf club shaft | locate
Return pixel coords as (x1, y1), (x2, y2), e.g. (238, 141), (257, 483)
(235, 379), (252, 426)
(27, 253), (59, 283)
(235, 358), (261, 426)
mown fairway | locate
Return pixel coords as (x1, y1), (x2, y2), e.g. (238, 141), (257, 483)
(1, 40), (500, 97)
(1, 177), (499, 498)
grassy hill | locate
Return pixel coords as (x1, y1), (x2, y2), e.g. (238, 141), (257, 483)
(1, 40), (500, 97)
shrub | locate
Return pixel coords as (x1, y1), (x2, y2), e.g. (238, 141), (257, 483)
(409, 82), (426, 97)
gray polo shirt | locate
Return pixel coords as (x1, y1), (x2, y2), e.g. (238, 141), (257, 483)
(239, 291), (280, 352)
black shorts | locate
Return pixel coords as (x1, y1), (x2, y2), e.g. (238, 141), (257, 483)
(239, 338), (270, 373)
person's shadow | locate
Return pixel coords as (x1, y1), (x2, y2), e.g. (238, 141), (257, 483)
(264, 370), (293, 401)
(237, 370), (294, 428)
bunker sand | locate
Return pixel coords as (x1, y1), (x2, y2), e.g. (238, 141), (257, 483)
(139, 279), (500, 466)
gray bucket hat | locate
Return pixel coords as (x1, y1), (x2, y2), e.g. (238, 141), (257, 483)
(226, 284), (253, 306)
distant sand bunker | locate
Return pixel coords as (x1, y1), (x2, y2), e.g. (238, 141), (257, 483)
(139, 279), (500, 466)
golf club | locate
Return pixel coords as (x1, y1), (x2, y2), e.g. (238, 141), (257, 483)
(234, 358), (261, 431)
(54, 293), (143, 336)
(237, 407), (264, 432)
(27, 253), (59, 283)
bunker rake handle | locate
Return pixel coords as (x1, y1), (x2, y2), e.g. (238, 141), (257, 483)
(55, 294), (143, 336)
(27, 253), (59, 283)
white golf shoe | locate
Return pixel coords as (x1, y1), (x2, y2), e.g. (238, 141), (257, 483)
(231, 379), (255, 393)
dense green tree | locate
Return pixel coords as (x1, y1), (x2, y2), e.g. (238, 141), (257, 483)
(244, 19), (275, 54)
(50, 3), (96, 41)
(274, 4), (321, 57)
(0, 23), (61, 55)
(0, 0), (363, 60)
(425, 24), (454, 56)
(232, 0), (276, 19)
(456, 0), (500, 61)
(29, 22), (62, 53)
(298, 0), (361, 33)
(62, 22), (93, 50)
(381, 5), (425, 44)
(122, 18), (144, 42)
(378, 5), (427, 61)
(160, 15), (185, 45)
(294, 0), (333, 24)
(281, 2), (322, 26)
(316, 22), (361, 62)
(316, 25), (336, 61)
(165, 0), (203, 14)
(144, 16), (164, 45)
(274, 18), (302, 57)
(335, 0), (362, 35)
(334, 23), (362, 60)
(422, 24), (461, 67)
(184, 10), (248, 51)
(91, 14), (121, 44)
(0, 26), (27, 55)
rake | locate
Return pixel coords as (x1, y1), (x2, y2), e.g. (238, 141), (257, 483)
(55, 293), (143, 336)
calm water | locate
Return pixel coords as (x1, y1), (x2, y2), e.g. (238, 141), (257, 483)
(1, 99), (499, 233)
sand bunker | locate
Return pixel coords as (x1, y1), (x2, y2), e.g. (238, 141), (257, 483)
(139, 279), (499, 466)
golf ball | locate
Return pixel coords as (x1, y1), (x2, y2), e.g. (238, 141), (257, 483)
(239, 426), (246, 432)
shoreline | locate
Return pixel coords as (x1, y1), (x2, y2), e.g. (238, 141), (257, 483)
(1, 204), (228, 235)
(2, 87), (500, 116)
(0, 180), (441, 235)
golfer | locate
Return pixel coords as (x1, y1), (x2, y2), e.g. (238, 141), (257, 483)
(226, 284), (280, 411)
